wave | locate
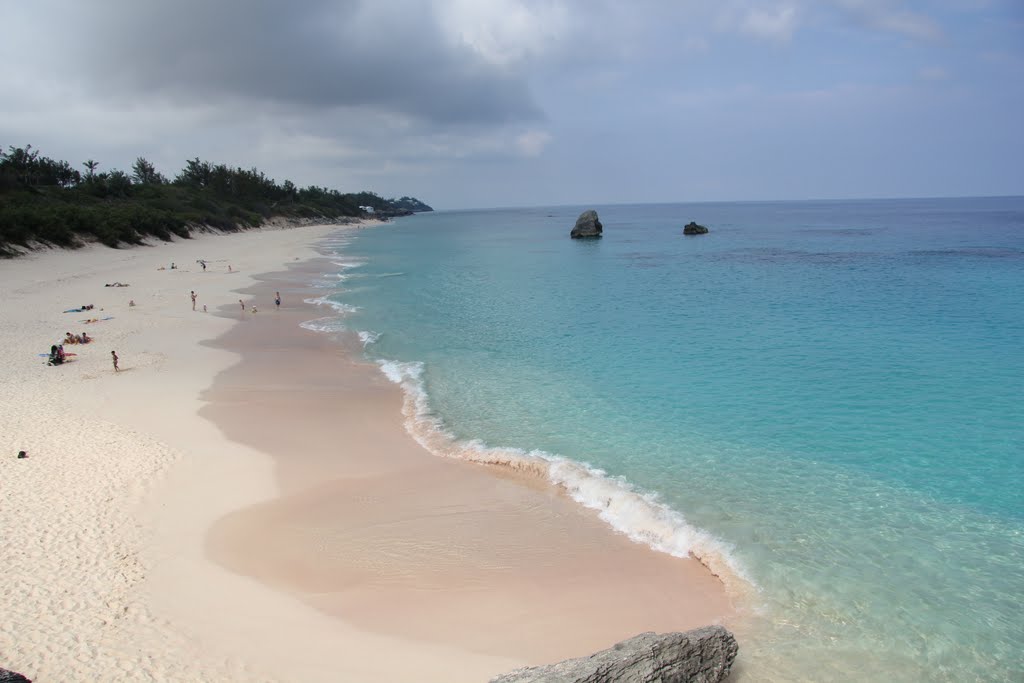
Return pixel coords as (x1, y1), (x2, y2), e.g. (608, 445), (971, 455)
(300, 316), (347, 333)
(358, 330), (381, 347)
(330, 259), (367, 269)
(374, 358), (753, 592)
(304, 294), (359, 314)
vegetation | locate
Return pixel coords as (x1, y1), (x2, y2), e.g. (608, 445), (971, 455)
(0, 144), (432, 256)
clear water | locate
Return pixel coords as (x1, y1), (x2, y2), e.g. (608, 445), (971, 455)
(309, 198), (1024, 681)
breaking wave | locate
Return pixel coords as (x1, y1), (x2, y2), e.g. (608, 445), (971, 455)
(304, 294), (359, 314)
(374, 358), (753, 592)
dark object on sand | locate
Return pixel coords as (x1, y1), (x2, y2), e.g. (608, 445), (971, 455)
(683, 221), (709, 235)
(0, 665), (32, 681)
(17, 450), (27, 459)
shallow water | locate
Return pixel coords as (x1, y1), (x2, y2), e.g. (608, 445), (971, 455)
(309, 198), (1024, 681)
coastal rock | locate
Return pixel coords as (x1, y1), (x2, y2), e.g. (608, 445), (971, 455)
(0, 667), (31, 682)
(683, 221), (709, 235)
(490, 626), (738, 683)
(571, 210), (603, 239)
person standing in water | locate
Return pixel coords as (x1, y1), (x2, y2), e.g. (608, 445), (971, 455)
(239, 299), (245, 311)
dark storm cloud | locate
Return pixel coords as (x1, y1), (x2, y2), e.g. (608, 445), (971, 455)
(71, 0), (541, 125)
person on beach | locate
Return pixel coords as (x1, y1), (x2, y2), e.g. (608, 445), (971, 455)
(170, 262), (176, 270)
(111, 350), (119, 372)
(129, 299), (136, 308)
(228, 264), (233, 272)
(275, 291), (281, 309)
(48, 345), (63, 366)
(79, 332), (91, 344)
(239, 299), (245, 311)
(203, 304), (207, 313)
(251, 305), (258, 314)
(199, 259), (207, 272)
(65, 332), (77, 345)
(191, 290), (197, 311)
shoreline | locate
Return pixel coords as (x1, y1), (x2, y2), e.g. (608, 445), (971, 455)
(0, 222), (735, 681)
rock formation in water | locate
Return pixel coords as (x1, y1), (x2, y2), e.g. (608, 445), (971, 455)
(571, 210), (603, 239)
(683, 221), (709, 235)
(490, 626), (738, 683)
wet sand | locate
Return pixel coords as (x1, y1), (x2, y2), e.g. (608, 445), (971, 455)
(203, 255), (734, 675)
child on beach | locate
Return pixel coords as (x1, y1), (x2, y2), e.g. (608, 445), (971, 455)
(111, 350), (119, 372)
(275, 291), (281, 309)
(191, 290), (197, 311)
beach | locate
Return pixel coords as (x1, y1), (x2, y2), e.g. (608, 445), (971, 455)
(0, 223), (733, 682)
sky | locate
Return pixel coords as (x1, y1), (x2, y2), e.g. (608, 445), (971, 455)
(1, 0), (1022, 209)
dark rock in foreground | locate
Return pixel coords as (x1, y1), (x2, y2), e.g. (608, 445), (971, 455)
(571, 210), (603, 239)
(0, 667), (32, 682)
(491, 626), (738, 683)
(684, 221), (709, 235)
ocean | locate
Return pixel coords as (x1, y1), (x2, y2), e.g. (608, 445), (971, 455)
(306, 197), (1024, 681)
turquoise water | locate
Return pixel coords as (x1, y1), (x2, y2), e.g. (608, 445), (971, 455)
(309, 198), (1024, 681)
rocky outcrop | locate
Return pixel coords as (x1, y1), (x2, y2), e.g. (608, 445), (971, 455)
(683, 221), (709, 235)
(491, 626), (738, 683)
(571, 210), (603, 239)
(0, 667), (31, 682)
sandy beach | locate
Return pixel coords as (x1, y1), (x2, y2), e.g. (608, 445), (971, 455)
(0, 223), (732, 682)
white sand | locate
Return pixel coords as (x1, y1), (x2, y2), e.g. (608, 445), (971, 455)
(0, 225), (522, 682)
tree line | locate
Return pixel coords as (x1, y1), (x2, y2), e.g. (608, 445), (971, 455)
(0, 144), (432, 255)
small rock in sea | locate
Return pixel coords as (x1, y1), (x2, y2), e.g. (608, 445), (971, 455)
(570, 210), (603, 239)
(683, 221), (709, 235)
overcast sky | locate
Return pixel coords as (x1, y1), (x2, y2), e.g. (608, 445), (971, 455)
(2, 0), (1022, 209)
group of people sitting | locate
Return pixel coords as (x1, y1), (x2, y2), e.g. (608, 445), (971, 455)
(64, 331), (91, 345)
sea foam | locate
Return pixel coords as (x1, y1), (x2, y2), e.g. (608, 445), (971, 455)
(304, 294), (359, 314)
(374, 357), (752, 591)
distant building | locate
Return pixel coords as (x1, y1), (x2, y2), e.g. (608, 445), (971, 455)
(359, 205), (375, 214)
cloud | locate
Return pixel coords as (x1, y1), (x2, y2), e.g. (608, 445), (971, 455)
(832, 0), (943, 41)
(46, 0), (544, 126)
(515, 129), (552, 156)
(917, 66), (949, 81)
(435, 0), (570, 66)
(739, 3), (801, 42)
